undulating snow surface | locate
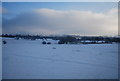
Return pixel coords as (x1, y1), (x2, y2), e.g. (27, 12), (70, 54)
(2, 37), (118, 79)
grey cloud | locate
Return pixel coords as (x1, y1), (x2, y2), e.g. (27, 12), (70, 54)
(3, 8), (118, 36)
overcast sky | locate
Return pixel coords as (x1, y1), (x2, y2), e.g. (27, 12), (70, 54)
(2, 2), (118, 36)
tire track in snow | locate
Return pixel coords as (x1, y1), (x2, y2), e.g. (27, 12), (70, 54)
(8, 54), (117, 69)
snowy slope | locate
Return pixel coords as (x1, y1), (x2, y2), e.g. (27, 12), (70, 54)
(2, 37), (118, 79)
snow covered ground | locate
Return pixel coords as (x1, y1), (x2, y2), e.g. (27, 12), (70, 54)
(2, 37), (118, 79)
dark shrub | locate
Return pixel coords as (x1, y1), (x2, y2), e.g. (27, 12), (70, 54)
(3, 41), (7, 44)
(47, 42), (51, 44)
(42, 41), (46, 44)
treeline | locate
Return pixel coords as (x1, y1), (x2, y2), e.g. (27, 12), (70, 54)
(79, 36), (120, 43)
(1, 34), (120, 44)
(1, 34), (59, 40)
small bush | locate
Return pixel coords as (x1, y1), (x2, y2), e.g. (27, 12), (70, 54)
(3, 41), (7, 44)
(47, 42), (51, 44)
(42, 41), (46, 44)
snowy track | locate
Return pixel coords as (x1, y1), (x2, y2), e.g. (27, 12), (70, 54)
(2, 38), (118, 79)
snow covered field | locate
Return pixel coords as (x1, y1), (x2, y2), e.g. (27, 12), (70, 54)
(2, 37), (118, 79)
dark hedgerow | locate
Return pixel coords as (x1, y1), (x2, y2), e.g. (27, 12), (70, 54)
(58, 36), (77, 44)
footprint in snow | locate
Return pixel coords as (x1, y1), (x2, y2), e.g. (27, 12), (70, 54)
(52, 47), (56, 49)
